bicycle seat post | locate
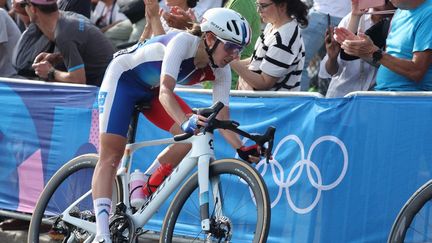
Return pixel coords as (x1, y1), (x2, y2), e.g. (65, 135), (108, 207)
(127, 101), (151, 144)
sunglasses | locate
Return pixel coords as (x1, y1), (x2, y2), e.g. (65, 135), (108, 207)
(19, 0), (29, 8)
(216, 36), (244, 55)
(255, 2), (274, 11)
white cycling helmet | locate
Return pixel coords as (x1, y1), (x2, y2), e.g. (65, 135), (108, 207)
(200, 8), (251, 47)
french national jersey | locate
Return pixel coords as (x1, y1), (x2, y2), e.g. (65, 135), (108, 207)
(99, 31), (232, 137)
(107, 31), (231, 105)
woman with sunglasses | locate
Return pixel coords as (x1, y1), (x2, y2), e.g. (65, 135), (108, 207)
(232, 0), (308, 91)
(92, 7), (260, 243)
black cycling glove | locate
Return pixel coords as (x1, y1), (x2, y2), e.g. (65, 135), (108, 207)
(237, 145), (260, 163)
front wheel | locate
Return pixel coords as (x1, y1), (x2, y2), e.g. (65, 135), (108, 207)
(28, 154), (123, 243)
(388, 180), (432, 243)
(160, 158), (271, 243)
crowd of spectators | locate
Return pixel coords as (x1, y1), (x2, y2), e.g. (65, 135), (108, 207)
(319, 0), (396, 97)
(0, 0), (431, 92)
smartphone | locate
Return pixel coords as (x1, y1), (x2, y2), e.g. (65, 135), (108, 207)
(326, 14), (331, 43)
(358, 0), (385, 10)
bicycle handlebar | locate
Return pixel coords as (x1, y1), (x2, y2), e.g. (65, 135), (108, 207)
(173, 101), (276, 163)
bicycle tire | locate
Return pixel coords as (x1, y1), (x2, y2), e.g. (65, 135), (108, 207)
(388, 180), (432, 243)
(27, 154), (123, 243)
(160, 158), (271, 243)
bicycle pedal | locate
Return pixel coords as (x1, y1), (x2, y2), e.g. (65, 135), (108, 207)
(48, 229), (65, 241)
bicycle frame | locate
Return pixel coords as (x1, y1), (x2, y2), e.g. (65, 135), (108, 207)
(60, 131), (220, 237)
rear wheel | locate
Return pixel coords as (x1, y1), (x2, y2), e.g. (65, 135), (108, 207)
(28, 154), (123, 243)
(160, 158), (271, 243)
(388, 180), (432, 243)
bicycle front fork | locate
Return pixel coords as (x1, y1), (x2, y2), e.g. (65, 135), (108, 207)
(197, 154), (223, 233)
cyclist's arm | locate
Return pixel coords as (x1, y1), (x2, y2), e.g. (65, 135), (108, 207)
(160, 33), (199, 125)
(216, 106), (242, 149)
(212, 67), (242, 149)
(159, 74), (189, 125)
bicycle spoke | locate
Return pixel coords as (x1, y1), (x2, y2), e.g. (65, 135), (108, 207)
(161, 159), (269, 243)
(390, 181), (432, 243)
(28, 155), (122, 243)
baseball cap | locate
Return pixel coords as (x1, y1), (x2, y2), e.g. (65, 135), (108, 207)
(15, 0), (57, 5)
(29, 0), (57, 5)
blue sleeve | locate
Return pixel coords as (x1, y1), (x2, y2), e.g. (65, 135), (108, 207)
(413, 9), (432, 52)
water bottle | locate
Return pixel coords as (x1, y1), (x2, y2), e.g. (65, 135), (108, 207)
(129, 169), (148, 209)
(143, 164), (173, 197)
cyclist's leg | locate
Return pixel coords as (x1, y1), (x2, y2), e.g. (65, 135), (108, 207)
(92, 134), (126, 240)
(95, 65), (154, 241)
(141, 94), (192, 195)
(143, 93), (193, 168)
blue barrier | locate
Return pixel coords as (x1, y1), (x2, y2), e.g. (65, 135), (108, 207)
(1, 78), (432, 242)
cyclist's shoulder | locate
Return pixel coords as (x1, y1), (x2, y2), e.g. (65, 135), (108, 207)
(145, 31), (198, 47)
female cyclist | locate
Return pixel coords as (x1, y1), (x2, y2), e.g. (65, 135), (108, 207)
(92, 8), (259, 243)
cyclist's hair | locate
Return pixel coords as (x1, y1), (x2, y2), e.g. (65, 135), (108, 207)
(273, 0), (308, 28)
(187, 23), (203, 37)
(30, 2), (58, 14)
(186, 0), (199, 8)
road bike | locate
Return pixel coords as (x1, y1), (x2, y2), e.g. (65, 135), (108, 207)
(388, 179), (432, 243)
(28, 101), (275, 243)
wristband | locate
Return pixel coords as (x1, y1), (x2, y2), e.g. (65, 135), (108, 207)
(181, 114), (198, 134)
(47, 68), (56, 82)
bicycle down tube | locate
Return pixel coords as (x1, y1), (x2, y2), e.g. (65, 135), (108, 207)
(131, 133), (217, 231)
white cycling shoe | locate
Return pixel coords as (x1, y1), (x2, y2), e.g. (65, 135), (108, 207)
(92, 234), (112, 243)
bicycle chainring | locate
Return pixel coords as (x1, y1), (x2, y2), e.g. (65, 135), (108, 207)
(109, 214), (135, 243)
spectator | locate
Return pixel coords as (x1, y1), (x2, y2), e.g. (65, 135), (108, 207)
(155, 0), (199, 37)
(90, 0), (127, 32)
(21, 0), (114, 86)
(319, 0), (395, 97)
(12, 0), (100, 78)
(11, 0), (52, 78)
(117, 0), (147, 44)
(159, 0), (222, 22)
(0, 7), (21, 77)
(340, 0), (432, 91)
(163, 1), (198, 29)
(299, 0), (351, 91)
(0, 0), (11, 10)
(9, 0), (30, 29)
(91, 0), (130, 48)
(231, 0), (308, 91)
(58, 0), (91, 18)
(225, 0), (261, 89)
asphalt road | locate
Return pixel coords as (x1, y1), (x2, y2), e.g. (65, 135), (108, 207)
(0, 228), (161, 243)
(0, 229), (26, 243)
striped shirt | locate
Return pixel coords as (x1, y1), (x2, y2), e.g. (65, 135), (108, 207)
(249, 21), (305, 91)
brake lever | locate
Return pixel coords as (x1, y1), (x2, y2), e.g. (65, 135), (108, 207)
(261, 126), (276, 163)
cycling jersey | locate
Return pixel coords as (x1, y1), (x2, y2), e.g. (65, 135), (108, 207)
(99, 31), (231, 137)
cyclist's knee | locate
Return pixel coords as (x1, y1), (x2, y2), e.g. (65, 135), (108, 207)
(157, 143), (191, 167)
(99, 153), (123, 169)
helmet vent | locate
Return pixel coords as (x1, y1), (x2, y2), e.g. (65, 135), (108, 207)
(226, 22), (232, 32)
(231, 20), (240, 35)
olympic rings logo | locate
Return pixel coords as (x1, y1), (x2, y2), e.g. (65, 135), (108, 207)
(237, 134), (348, 214)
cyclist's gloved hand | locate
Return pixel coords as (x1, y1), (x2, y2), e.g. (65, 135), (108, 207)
(181, 114), (199, 134)
(237, 144), (261, 163)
